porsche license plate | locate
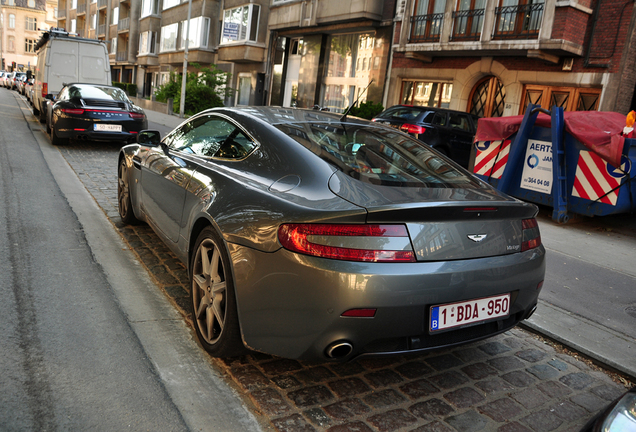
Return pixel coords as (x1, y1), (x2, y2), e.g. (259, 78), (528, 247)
(430, 294), (510, 332)
(94, 124), (122, 132)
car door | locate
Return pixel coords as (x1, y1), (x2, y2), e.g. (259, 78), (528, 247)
(139, 120), (200, 243)
(447, 112), (475, 168)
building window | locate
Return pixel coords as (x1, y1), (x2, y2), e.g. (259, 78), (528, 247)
(160, 23), (178, 52)
(112, 7), (119, 25)
(71, 19), (76, 34)
(90, 13), (96, 29)
(469, 76), (506, 117)
(401, 80), (453, 108)
(237, 74), (251, 106)
(28, 0), (35, 7)
(410, 0), (446, 43)
(7, 0), (15, 5)
(139, 31), (157, 55)
(141, 0), (159, 17)
(9, 14), (15, 29)
(8, 36), (15, 52)
(180, 16), (210, 49)
(110, 37), (117, 54)
(163, 0), (181, 10)
(71, 0), (77, 9)
(519, 85), (601, 114)
(493, 0), (544, 39)
(25, 38), (37, 53)
(452, 0), (485, 40)
(26, 17), (37, 31)
(221, 4), (260, 44)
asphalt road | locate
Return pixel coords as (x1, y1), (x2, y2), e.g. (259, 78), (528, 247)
(0, 90), (262, 430)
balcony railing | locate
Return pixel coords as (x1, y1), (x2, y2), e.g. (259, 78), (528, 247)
(58, 9), (67, 18)
(451, 8), (484, 41)
(493, 3), (544, 40)
(118, 17), (130, 32)
(98, 24), (106, 35)
(98, 0), (108, 8)
(78, 29), (86, 38)
(77, 3), (87, 14)
(409, 13), (444, 43)
(116, 50), (128, 62)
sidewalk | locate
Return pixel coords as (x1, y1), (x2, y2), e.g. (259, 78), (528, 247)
(140, 106), (636, 382)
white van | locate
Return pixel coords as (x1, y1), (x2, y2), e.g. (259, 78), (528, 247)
(32, 28), (111, 123)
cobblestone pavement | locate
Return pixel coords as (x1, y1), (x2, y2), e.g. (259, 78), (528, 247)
(54, 138), (628, 432)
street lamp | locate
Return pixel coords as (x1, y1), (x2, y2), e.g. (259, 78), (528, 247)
(179, 0), (192, 118)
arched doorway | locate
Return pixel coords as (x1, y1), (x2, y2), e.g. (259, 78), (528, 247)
(468, 76), (506, 117)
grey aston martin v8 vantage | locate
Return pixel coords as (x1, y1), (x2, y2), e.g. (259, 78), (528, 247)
(117, 107), (545, 361)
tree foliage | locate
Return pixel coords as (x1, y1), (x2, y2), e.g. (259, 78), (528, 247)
(154, 63), (233, 115)
(349, 101), (385, 120)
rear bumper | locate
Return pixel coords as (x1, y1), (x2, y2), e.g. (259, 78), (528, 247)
(228, 243), (546, 361)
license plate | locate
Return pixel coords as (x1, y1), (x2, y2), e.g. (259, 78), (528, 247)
(430, 294), (510, 332)
(94, 124), (122, 132)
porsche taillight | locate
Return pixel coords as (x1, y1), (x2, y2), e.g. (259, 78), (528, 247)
(521, 218), (541, 251)
(278, 224), (416, 262)
(129, 112), (145, 119)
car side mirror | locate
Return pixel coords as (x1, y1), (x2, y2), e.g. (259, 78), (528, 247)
(137, 130), (161, 146)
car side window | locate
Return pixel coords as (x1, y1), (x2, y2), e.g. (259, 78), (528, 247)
(169, 115), (257, 160)
(448, 113), (471, 132)
(432, 112), (446, 126)
(57, 88), (69, 101)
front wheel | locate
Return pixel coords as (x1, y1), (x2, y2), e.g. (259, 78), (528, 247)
(117, 158), (140, 224)
(190, 227), (244, 358)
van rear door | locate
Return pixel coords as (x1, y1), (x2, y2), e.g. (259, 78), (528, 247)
(48, 40), (79, 92)
(79, 42), (111, 85)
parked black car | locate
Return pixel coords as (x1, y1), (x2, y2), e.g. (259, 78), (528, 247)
(372, 105), (479, 168)
(49, 83), (148, 145)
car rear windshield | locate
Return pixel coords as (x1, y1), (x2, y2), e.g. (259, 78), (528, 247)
(276, 122), (478, 188)
(75, 85), (130, 102)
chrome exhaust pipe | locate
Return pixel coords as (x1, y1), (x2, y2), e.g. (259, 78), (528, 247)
(325, 341), (353, 359)
(525, 304), (537, 320)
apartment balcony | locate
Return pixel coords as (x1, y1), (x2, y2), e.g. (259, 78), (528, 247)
(77, 3), (87, 15)
(58, 9), (67, 18)
(218, 43), (266, 63)
(98, 24), (106, 36)
(116, 50), (128, 62)
(78, 29), (86, 38)
(399, 0), (585, 64)
(98, 0), (107, 9)
(269, 0), (385, 31)
(118, 17), (130, 33)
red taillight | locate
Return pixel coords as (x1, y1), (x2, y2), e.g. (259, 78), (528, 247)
(129, 112), (145, 119)
(277, 224), (416, 263)
(521, 218), (541, 251)
(41, 82), (48, 98)
(341, 309), (377, 318)
(62, 108), (85, 115)
(400, 123), (426, 134)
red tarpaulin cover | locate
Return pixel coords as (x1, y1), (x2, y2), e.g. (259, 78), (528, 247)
(474, 111), (626, 168)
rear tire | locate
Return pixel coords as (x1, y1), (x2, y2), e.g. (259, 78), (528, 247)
(50, 124), (67, 146)
(117, 158), (140, 225)
(190, 227), (245, 358)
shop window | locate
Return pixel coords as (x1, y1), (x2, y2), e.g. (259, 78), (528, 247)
(401, 80), (453, 108)
(519, 85), (601, 113)
(468, 76), (505, 117)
